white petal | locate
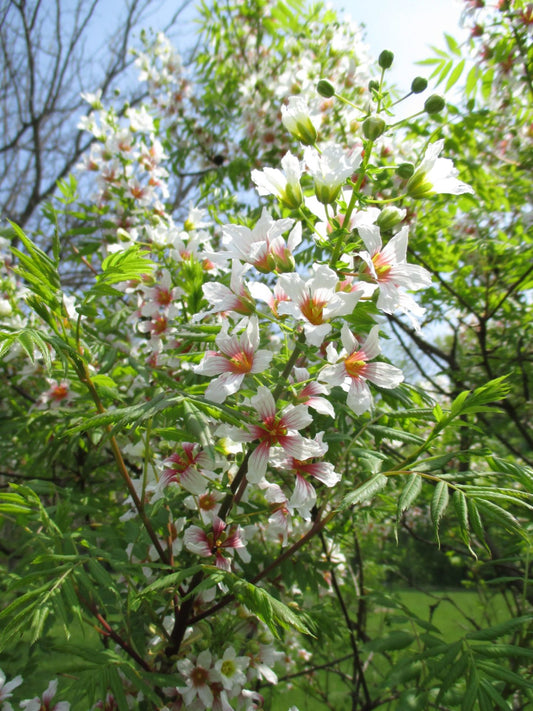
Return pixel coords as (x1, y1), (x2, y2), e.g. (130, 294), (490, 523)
(365, 361), (404, 389)
(281, 404), (313, 430)
(205, 372), (245, 403)
(248, 442), (270, 483)
(347, 380), (372, 415)
(251, 386), (276, 420)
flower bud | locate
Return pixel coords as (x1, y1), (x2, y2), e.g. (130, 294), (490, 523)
(406, 171), (434, 199)
(281, 96), (318, 146)
(377, 206), (406, 231)
(368, 80), (380, 93)
(396, 162), (415, 179)
(317, 79), (335, 98)
(378, 50), (394, 69)
(424, 94), (446, 115)
(362, 116), (386, 140)
(411, 76), (428, 94)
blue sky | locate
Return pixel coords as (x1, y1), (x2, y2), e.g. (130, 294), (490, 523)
(342, 0), (468, 89)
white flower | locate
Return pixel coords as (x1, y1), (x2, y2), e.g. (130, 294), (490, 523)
(220, 209), (299, 273)
(320, 324), (404, 415)
(177, 650), (220, 708)
(214, 646), (250, 693)
(356, 224), (431, 328)
(20, 680), (70, 711)
(251, 152), (303, 208)
(194, 316), (273, 403)
(0, 669), (23, 704)
(226, 386), (323, 483)
(277, 264), (360, 346)
(281, 96), (319, 145)
(407, 139), (474, 198)
(304, 144), (361, 204)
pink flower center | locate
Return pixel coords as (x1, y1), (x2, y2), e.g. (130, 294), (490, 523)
(300, 295), (326, 325)
(371, 252), (392, 280)
(229, 350), (254, 373)
(260, 415), (288, 443)
(151, 315), (168, 335)
(156, 288), (172, 306)
(190, 666), (209, 687)
(344, 351), (368, 378)
(199, 493), (217, 511)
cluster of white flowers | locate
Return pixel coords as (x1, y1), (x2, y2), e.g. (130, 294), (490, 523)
(25, 11), (476, 706)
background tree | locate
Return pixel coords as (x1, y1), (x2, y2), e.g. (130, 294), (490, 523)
(0, 0), (192, 232)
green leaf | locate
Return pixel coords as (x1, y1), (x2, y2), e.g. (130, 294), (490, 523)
(137, 566), (204, 598)
(397, 474), (422, 520)
(444, 33), (461, 56)
(339, 473), (388, 510)
(97, 245), (154, 286)
(446, 58), (466, 91)
(453, 489), (471, 549)
(223, 572), (315, 639)
(431, 480), (449, 546)
(365, 630), (415, 652)
(461, 666), (478, 711)
(465, 64), (480, 97)
(477, 660), (533, 692)
(466, 615), (532, 641)
(478, 677), (512, 710)
(0, 491), (36, 515)
(436, 59), (454, 86)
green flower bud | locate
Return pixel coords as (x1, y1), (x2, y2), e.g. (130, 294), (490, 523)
(396, 162), (415, 179)
(362, 116), (386, 141)
(411, 76), (428, 94)
(377, 206), (406, 231)
(283, 182), (304, 210)
(406, 171), (434, 199)
(424, 94), (446, 115)
(378, 50), (394, 69)
(368, 79), (380, 93)
(317, 79), (335, 98)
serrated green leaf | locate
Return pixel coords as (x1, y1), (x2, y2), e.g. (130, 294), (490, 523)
(431, 480), (449, 546)
(453, 489), (471, 549)
(339, 473), (388, 510)
(436, 652), (468, 703)
(472, 643), (533, 661)
(397, 474), (422, 518)
(466, 614), (532, 641)
(137, 565), (204, 598)
(477, 660), (533, 691)
(474, 498), (522, 536)
(223, 572), (315, 639)
(98, 245), (154, 286)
